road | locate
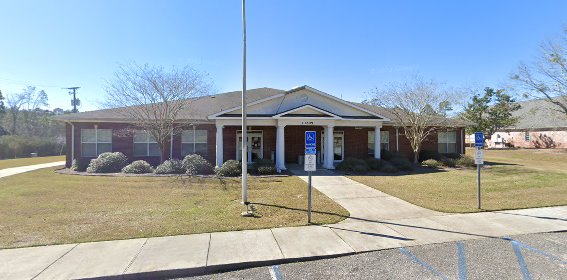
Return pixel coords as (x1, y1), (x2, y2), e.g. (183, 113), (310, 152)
(183, 231), (566, 280)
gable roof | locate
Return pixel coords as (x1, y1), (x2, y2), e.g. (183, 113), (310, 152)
(505, 98), (567, 130)
(54, 85), (467, 127)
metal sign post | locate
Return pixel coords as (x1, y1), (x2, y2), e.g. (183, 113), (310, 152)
(305, 131), (317, 223)
(474, 132), (484, 209)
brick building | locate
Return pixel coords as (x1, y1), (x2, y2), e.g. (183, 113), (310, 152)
(56, 86), (468, 169)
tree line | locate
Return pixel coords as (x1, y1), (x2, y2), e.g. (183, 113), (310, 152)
(0, 86), (69, 159)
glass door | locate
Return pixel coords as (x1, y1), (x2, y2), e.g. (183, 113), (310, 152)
(237, 131), (263, 163)
(322, 132), (344, 162)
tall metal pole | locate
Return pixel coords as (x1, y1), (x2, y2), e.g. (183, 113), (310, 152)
(241, 0), (248, 205)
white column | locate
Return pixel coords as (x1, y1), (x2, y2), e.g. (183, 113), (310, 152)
(215, 124), (224, 167)
(276, 125), (286, 170)
(324, 125), (335, 169)
(374, 126), (381, 159)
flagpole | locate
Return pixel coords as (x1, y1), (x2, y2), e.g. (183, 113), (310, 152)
(241, 0), (249, 208)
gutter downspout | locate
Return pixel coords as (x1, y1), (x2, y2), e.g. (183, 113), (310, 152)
(68, 121), (75, 165)
(170, 131), (174, 159)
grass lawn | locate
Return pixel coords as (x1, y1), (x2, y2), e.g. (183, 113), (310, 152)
(0, 168), (348, 249)
(0, 155), (65, 170)
(349, 148), (567, 213)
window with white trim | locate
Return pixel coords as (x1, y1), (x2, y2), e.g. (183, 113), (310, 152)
(133, 130), (160, 157)
(438, 131), (457, 154)
(181, 128), (208, 157)
(81, 128), (112, 157)
(368, 130), (390, 154)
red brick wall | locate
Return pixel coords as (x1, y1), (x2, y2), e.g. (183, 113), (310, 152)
(65, 122), (216, 167)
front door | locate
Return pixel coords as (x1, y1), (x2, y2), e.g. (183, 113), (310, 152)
(237, 131), (263, 163)
(322, 131), (344, 162)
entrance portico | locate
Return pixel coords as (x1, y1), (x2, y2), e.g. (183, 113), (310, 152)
(209, 86), (389, 170)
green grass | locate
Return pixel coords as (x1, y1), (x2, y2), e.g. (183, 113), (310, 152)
(0, 155), (65, 170)
(349, 148), (567, 213)
(0, 168), (348, 249)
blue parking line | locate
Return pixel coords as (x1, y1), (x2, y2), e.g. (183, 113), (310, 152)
(511, 241), (532, 280)
(269, 265), (283, 280)
(457, 242), (467, 280)
(399, 247), (449, 280)
(503, 238), (567, 265)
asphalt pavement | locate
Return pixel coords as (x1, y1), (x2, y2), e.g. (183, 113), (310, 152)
(184, 231), (567, 280)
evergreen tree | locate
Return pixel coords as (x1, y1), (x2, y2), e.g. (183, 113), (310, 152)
(461, 87), (520, 140)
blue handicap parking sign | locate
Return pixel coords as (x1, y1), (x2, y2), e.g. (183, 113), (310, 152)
(474, 132), (484, 147)
(305, 131), (316, 149)
(305, 148), (317, 155)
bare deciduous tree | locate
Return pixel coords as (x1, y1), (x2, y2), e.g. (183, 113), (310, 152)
(104, 63), (211, 163)
(512, 28), (567, 115)
(6, 92), (26, 135)
(368, 78), (454, 163)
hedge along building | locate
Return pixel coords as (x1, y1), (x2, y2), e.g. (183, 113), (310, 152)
(55, 85), (468, 170)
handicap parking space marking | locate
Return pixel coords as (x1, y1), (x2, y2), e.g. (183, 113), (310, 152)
(457, 242), (467, 280)
(399, 247), (449, 280)
(503, 237), (567, 266)
(269, 264), (283, 280)
(510, 239), (533, 280)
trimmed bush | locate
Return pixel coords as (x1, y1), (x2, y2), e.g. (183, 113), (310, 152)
(182, 154), (214, 175)
(337, 158), (369, 173)
(456, 155), (475, 168)
(422, 159), (442, 168)
(122, 160), (154, 174)
(71, 158), (90, 172)
(155, 159), (185, 174)
(380, 161), (398, 173)
(440, 157), (457, 168)
(389, 157), (414, 171)
(86, 152), (128, 173)
(381, 149), (405, 161)
(257, 166), (278, 175)
(216, 160), (242, 177)
(365, 158), (383, 171)
(419, 150), (443, 161)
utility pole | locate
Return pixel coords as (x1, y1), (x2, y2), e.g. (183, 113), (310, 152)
(64, 87), (80, 113)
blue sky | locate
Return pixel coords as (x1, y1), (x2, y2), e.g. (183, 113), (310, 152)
(1, 0), (566, 111)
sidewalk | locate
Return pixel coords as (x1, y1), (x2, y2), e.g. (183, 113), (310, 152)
(1, 172), (566, 279)
(0, 161), (65, 178)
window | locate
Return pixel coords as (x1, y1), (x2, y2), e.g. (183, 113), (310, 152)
(368, 130), (390, 154)
(524, 131), (530, 141)
(438, 131), (457, 154)
(81, 128), (112, 157)
(133, 130), (160, 157)
(182, 129), (208, 156)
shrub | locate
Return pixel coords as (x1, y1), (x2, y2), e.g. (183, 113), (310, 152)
(86, 152), (128, 173)
(216, 160), (242, 177)
(422, 159), (442, 168)
(257, 166), (278, 175)
(182, 154), (214, 175)
(0, 135), (63, 159)
(456, 155), (475, 168)
(122, 160), (154, 174)
(419, 150), (443, 161)
(71, 158), (90, 172)
(365, 158), (383, 170)
(381, 149), (405, 161)
(154, 159), (185, 174)
(440, 157), (457, 168)
(389, 157), (414, 171)
(380, 161), (398, 173)
(336, 158), (368, 173)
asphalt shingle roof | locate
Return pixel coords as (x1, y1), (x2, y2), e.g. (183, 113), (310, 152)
(507, 98), (567, 129)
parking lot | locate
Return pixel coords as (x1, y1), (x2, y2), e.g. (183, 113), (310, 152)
(186, 231), (566, 280)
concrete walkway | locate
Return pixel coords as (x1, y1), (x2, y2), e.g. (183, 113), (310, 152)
(0, 161), (65, 178)
(1, 170), (566, 279)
